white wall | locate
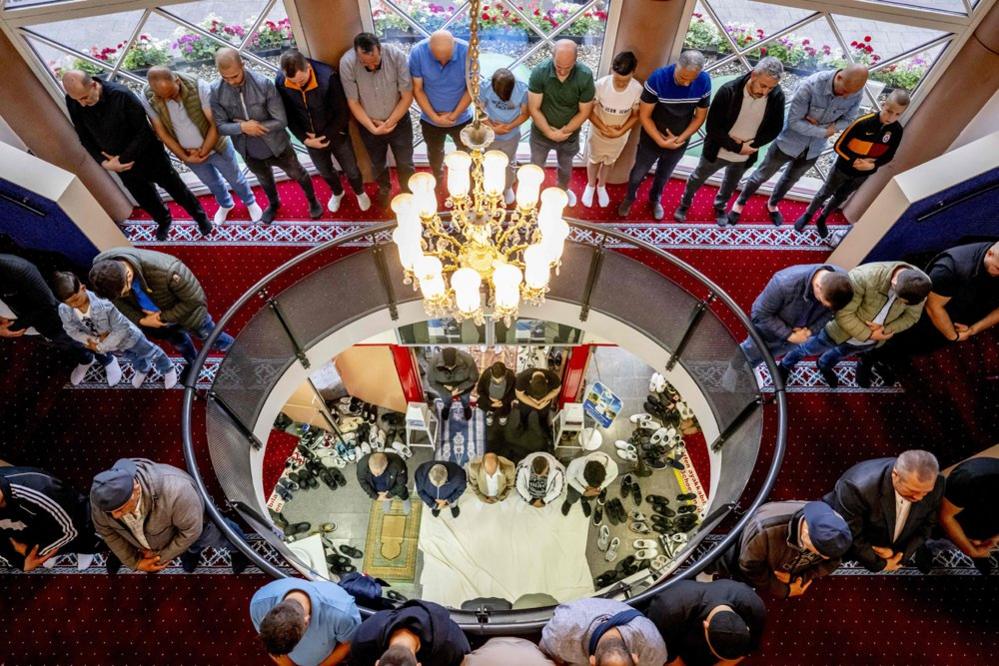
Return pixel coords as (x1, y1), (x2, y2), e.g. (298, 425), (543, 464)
(950, 89), (999, 151)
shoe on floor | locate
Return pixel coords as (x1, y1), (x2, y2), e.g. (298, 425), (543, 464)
(308, 198), (323, 219)
(339, 544), (364, 559)
(597, 186), (610, 208)
(617, 198), (633, 217)
(581, 184), (595, 207)
(356, 191), (372, 212)
(450, 505), (460, 518)
(70, 361), (94, 386)
(213, 205), (234, 225)
(581, 500), (592, 518)
(561, 501), (572, 516)
(247, 201), (264, 222)
(261, 203), (280, 225)
(105, 357), (123, 386)
(566, 190), (577, 207)
(597, 524), (611, 552)
(818, 364), (840, 388)
(604, 537), (620, 562)
(673, 205), (688, 222)
(715, 209), (728, 227)
(768, 208), (785, 226)
(592, 504), (603, 525)
(816, 216), (829, 239)
(726, 209), (741, 226)
(131, 371), (148, 389)
(327, 192), (344, 213)
(651, 201), (665, 221)
(155, 221), (171, 241)
(180, 550), (201, 573)
(793, 213), (810, 232)
(431, 507), (440, 518)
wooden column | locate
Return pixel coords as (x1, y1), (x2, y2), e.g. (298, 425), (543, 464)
(843, 2), (999, 221)
(0, 28), (132, 221)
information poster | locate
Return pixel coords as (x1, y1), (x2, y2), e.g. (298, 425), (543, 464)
(583, 381), (622, 428)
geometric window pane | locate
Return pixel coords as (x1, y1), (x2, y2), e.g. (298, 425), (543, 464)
(162, 0), (270, 47)
(116, 12), (182, 77)
(685, 2), (726, 68)
(748, 17), (844, 105)
(706, 0), (816, 44)
(866, 0), (967, 15)
(246, 0), (297, 69)
(869, 41), (949, 94)
(830, 14), (949, 66)
(518, 0), (613, 73)
(22, 33), (112, 81)
(22, 10), (147, 69)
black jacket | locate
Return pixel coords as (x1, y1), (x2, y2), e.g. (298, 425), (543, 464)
(275, 59), (350, 144)
(823, 457), (944, 572)
(475, 367), (516, 404)
(0, 253), (63, 338)
(0, 467), (93, 570)
(356, 453), (409, 499)
(702, 72), (785, 168)
(350, 600), (470, 666)
(648, 580), (766, 666)
(65, 78), (166, 169)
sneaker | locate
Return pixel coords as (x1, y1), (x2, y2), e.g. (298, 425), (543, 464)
(308, 198), (323, 219)
(105, 357), (123, 386)
(327, 192), (344, 213)
(213, 205), (234, 225)
(726, 209), (742, 226)
(247, 201), (264, 222)
(498, 416), (508, 426)
(617, 198), (633, 217)
(163, 368), (178, 389)
(793, 214), (810, 232)
(356, 191), (372, 212)
(651, 201), (665, 221)
(70, 361), (94, 386)
(131, 371), (148, 388)
(673, 206), (688, 222)
(818, 364), (840, 388)
(596, 186), (610, 208)
(261, 203), (280, 225)
(768, 208), (785, 226)
(581, 184), (595, 208)
(503, 188), (515, 205)
(566, 190), (577, 207)
(155, 221), (171, 241)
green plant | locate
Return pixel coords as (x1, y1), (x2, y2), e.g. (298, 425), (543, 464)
(173, 15), (249, 62)
(252, 17), (295, 49)
(119, 34), (172, 71)
(684, 13), (723, 51)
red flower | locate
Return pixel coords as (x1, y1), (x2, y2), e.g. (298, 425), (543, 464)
(864, 35), (872, 42)
(802, 39), (810, 45)
(481, 12), (489, 19)
(760, 47), (767, 55)
(533, 8), (540, 15)
(850, 41), (858, 47)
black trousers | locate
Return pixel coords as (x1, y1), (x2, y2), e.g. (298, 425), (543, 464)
(565, 484), (588, 508)
(307, 132), (364, 196)
(244, 145), (317, 206)
(802, 168), (869, 222)
(359, 121), (415, 196)
(421, 119), (470, 183)
(119, 155), (206, 227)
(480, 396), (513, 417)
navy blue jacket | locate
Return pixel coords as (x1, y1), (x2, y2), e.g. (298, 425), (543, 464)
(750, 263), (846, 346)
(415, 461), (466, 507)
(349, 600), (470, 666)
(275, 58), (350, 143)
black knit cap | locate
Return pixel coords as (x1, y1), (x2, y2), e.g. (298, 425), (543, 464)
(707, 610), (751, 660)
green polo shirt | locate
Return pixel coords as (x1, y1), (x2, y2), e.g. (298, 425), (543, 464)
(528, 59), (595, 135)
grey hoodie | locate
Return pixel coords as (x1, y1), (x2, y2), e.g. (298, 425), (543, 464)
(91, 458), (204, 569)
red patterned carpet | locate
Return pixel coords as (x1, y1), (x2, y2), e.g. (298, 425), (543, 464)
(2, 168), (997, 665)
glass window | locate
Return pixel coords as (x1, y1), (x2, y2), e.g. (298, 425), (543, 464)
(162, 0), (270, 47)
(21, 10), (147, 72)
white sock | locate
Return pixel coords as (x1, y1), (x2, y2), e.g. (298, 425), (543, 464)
(356, 192), (371, 212)
(327, 192), (344, 213)
(131, 371), (148, 388)
(597, 186), (610, 208)
(247, 201), (264, 222)
(70, 360), (95, 386)
(163, 368), (179, 389)
(581, 184), (595, 208)
(105, 357), (122, 386)
(213, 204), (234, 225)
(76, 553), (95, 571)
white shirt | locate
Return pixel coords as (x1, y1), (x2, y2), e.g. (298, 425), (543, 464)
(718, 84), (768, 162)
(483, 469), (503, 498)
(847, 292), (897, 346)
(593, 75), (642, 127)
(141, 79), (212, 150)
(0, 298), (38, 335)
(893, 490), (911, 543)
(120, 485), (151, 551)
(566, 451), (619, 495)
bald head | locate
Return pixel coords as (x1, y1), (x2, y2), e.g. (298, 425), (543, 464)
(429, 30), (455, 63)
(62, 70), (101, 106)
(215, 47), (246, 86)
(146, 66), (180, 99)
(553, 39), (578, 79)
(835, 64), (869, 96)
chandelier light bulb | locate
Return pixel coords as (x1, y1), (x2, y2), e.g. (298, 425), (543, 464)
(392, 225), (422, 271)
(523, 244), (552, 289)
(515, 164), (545, 208)
(408, 172), (438, 216)
(540, 218), (570, 263)
(492, 261), (523, 310)
(538, 187), (568, 233)
(390, 193), (420, 234)
(445, 151), (473, 198)
(414, 254), (446, 300)
(451, 267), (482, 316)
(482, 150), (509, 196)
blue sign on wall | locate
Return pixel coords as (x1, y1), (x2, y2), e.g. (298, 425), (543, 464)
(583, 381), (622, 429)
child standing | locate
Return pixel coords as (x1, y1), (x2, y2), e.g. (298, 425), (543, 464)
(54, 272), (177, 388)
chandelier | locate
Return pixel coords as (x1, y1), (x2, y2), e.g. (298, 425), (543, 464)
(390, 0), (569, 326)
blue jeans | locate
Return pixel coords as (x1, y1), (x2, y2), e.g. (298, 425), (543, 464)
(739, 337), (795, 367)
(147, 313), (234, 367)
(117, 336), (175, 375)
(779, 328), (873, 370)
(186, 142), (256, 209)
(187, 516), (245, 555)
(626, 133), (687, 203)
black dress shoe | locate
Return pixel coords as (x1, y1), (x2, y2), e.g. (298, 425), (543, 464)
(261, 203), (280, 225)
(793, 213), (810, 232)
(726, 210), (741, 226)
(913, 545), (934, 574)
(673, 205), (688, 222)
(678, 504), (697, 514)
(105, 552), (122, 575)
(431, 507), (441, 518)
(666, 457), (686, 471)
(463, 406), (472, 421)
(815, 216), (829, 239)
(620, 474), (633, 500)
(677, 492), (697, 501)
(196, 217), (214, 236)
(285, 522), (312, 537)
(331, 469), (347, 487)
(653, 505), (676, 518)
(450, 505), (460, 518)
(594, 570), (621, 588)
(339, 545), (364, 559)
(441, 406), (451, 421)
(592, 505), (603, 525)
(631, 482), (643, 506)
(385, 589), (407, 602)
(768, 208), (785, 226)
(647, 494), (669, 505)
(617, 555), (639, 575)
(818, 364), (840, 388)
(307, 197), (323, 219)
(606, 499), (625, 526)
(580, 500), (592, 518)
(155, 221), (171, 241)
(561, 501), (572, 516)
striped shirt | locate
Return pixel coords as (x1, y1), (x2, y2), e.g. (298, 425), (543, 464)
(0, 469), (79, 557)
(640, 64), (711, 137)
(832, 111), (903, 177)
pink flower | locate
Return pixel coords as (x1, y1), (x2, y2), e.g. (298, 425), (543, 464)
(864, 35), (872, 42)
(802, 39), (810, 45)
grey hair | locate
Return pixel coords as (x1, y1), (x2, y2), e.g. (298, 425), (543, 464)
(369, 452), (388, 475)
(428, 463), (449, 487)
(677, 50), (706, 72)
(894, 450), (939, 483)
(753, 56), (784, 81)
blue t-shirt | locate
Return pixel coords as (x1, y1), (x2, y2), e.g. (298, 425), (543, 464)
(249, 579), (361, 666)
(479, 79), (528, 141)
(409, 38), (472, 127)
(640, 64), (711, 138)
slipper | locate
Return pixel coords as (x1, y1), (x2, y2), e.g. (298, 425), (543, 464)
(339, 544), (364, 559)
(384, 589), (407, 602)
(629, 521), (651, 534)
(605, 537), (620, 562)
(677, 492), (698, 501)
(649, 372), (667, 394)
(678, 505), (697, 514)
(635, 548), (659, 560)
(597, 524), (611, 552)
(633, 539), (658, 550)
